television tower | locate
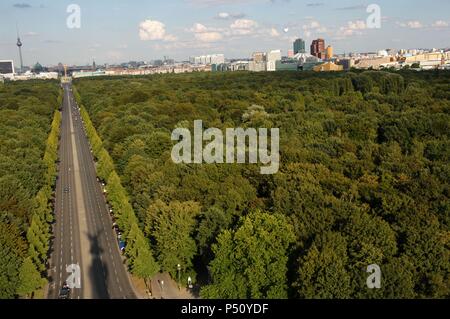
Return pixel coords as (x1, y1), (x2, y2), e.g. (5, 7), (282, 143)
(16, 25), (24, 74)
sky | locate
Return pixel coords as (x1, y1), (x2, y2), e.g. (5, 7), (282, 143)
(0, 0), (449, 66)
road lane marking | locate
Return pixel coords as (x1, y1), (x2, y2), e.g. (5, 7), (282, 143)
(68, 88), (93, 299)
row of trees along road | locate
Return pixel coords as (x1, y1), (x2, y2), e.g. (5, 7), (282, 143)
(73, 86), (160, 280)
(0, 80), (62, 298)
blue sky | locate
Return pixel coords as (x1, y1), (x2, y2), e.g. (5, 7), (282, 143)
(0, 0), (449, 66)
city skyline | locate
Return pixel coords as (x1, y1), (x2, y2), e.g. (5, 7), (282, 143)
(0, 0), (449, 66)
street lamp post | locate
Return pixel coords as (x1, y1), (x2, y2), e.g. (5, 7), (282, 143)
(177, 264), (181, 290)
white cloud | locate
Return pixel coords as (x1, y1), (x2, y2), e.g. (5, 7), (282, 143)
(316, 26), (328, 33)
(302, 20), (320, 30)
(432, 20), (449, 28)
(269, 28), (280, 37)
(397, 20), (423, 29)
(24, 31), (39, 37)
(216, 11), (245, 19)
(309, 21), (320, 29)
(191, 23), (208, 33)
(302, 20), (327, 34)
(218, 12), (230, 19)
(347, 20), (366, 30)
(188, 17), (286, 44)
(336, 20), (366, 39)
(139, 19), (177, 41)
(407, 21), (423, 29)
(190, 23), (223, 42)
(230, 19), (258, 35)
(195, 32), (223, 42)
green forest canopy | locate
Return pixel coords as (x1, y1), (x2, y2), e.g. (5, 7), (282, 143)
(75, 70), (447, 298)
(0, 80), (60, 298)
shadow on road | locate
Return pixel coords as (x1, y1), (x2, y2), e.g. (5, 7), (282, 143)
(88, 232), (110, 299)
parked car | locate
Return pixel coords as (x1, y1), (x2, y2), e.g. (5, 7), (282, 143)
(119, 240), (126, 253)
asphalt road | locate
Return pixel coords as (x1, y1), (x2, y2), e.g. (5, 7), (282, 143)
(48, 83), (136, 299)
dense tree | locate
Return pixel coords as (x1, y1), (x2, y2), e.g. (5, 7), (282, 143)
(0, 80), (60, 297)
(295, 232), (351, 299)
(202, 211), (295, 299)
(17, 257), (47, 297)
(74, 70), (450, 299)
(145, 200), (200, 278)
(126, 223), (159, 279)
(0, 222), (27, 298)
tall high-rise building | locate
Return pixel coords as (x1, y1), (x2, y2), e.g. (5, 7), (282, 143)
(294, 38), (306, 54)
(311, 38), (325, 59)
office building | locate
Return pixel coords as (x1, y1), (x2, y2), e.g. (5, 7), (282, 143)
(336, 58), (355, 70)
(276, 59), (299, 71)
(0, 60), (14, 75)
(311, 39), (326, 59)
(252, 52), (266, 63)
(249, 52), (267, 72)
(294, 38), (306, 54)
(267, 50), (282, 71)
(189, 54), (225, 65)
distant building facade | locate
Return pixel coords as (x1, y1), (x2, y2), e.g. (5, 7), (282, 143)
(276, 59), (299, 71)
(355, 56), (394, 69)
(212, 61), (249, 72)
(266, 50), (282, 71)
(189, 54), (225, 65)
(311, 39), (326, 59)
(326, 45), (334, 60)
(249, 52), (267, 72)
(336, 58), (355, 70)
(294, 38), (306, 54)
(0, 60), (14, 75)
(313, 62), (344, 72)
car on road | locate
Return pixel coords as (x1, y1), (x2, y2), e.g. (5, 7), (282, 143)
(119, 240), (126, 253)
(58, 286), (71, 299)
(63, 187), (70, 193)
